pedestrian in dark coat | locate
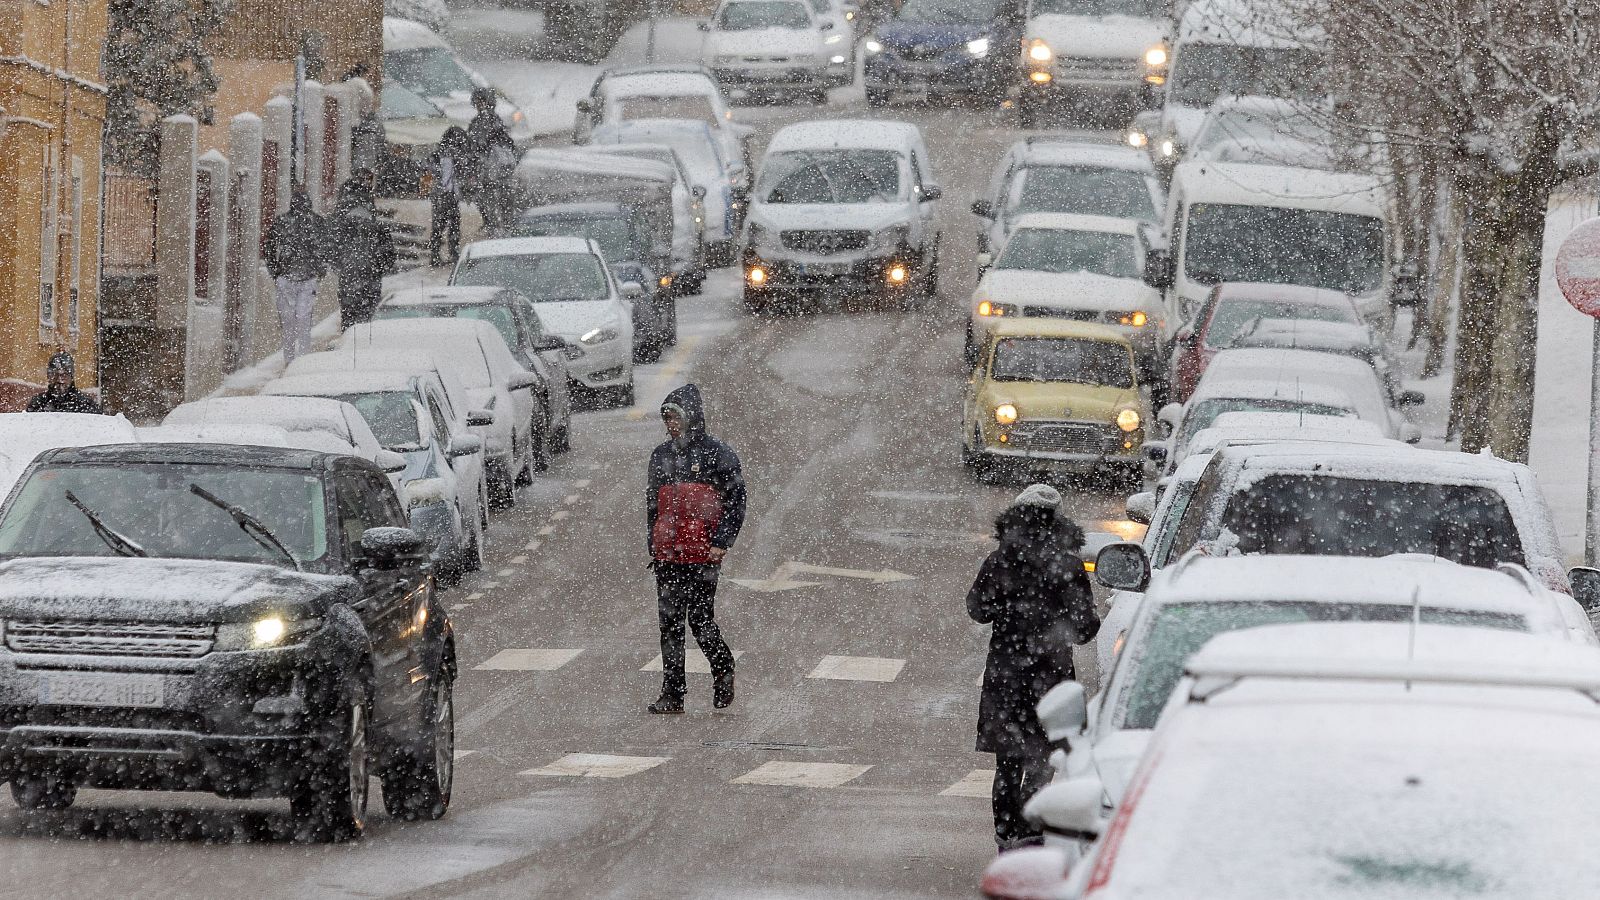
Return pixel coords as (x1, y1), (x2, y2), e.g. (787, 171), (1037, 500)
(329, 176), (397, 329)
(263, 188), (326, 362)
(967, 483), (1100, 851)
(645, 383), (745, 714)
(466, 87), (518, 233)
(26, 352), (101, 414)
(429, 127), (468, 266)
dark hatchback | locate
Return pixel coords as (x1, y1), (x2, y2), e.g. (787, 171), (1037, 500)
(863, 0), (1024, 105)
(0, 444), (456, 841)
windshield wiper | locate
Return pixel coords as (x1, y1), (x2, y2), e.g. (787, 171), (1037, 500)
(63, 490), (148, 558)
(188, 484), (303, 571)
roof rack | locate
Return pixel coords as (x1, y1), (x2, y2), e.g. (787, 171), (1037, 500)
(1185, 656), (1600, 702)
(1494, 562), (1544, 596)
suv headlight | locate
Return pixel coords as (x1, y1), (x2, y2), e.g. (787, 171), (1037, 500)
(216, 614), (322, 651)
(581, 326), (620, 345)
(966, 37), (990, 57)
(1144, 44), (1168, 67)
(1027, 39), (1053, 63)
(994, 404), (1019, 425)
(870, 224), (909, 251)
(865, 38), (883, 54)
(1110, 310), (1149, 327)
(1116, 408), (1142, 432)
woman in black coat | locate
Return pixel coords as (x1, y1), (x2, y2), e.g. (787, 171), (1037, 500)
(968, 483), (1100, 851)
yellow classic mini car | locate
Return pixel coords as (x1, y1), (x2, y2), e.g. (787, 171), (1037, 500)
(962, 319), (1147, 484)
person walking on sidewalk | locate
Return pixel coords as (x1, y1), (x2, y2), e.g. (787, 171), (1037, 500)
(466, 87), (518, 234)
(329, 174), (398, 329)
(646, 383), (744, 714)
(430, 127), (468, 266)
(26, 352), (102, 413)
(967, 483), (1100, 852)
(263, 188), (326, 362)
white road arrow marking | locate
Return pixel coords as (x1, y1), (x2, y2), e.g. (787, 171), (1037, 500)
(729, 561), (917, 592)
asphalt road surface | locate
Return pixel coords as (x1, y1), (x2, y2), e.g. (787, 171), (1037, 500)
(0, 43), (1136, 900)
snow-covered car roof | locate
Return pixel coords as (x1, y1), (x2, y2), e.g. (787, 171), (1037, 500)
(1176, 0), (1322, 48)
(341, 318), (503, 349)
(601, 71), (720, 99)
(1010, 139), (1154, 172)
(1201, 348), (1384, 417)
(0, 412), (140, 501)
(766, 119), (921, 154)
(979, 271), (1147, 310)
(1189, 375), (1360, 412)
(382, 284), (514, 306)
(136, 423), (293, 448)
(262, 371), (425, 398)
(599, 63), (718, 82)
(515, 148), (675, 185)
(1172, 160), (1384, 217)
(1224, 440), (1532, 488)
(1229, 318), (1379, 355)
(164, 397), (365, 446)
(1185, 415), (1390, 460)
(458, 236), (598, 260)
(1008, 212), (1142, 236)
(985, 318), (1134, 346)
(1212, 281), (1360, 310)
(382, 15), (449, 51)
(283, 352), (476, 417)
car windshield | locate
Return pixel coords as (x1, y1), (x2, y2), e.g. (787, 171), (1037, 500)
(512, 215), (642, 264)
(384, 47), (477, 97)
(808, 0), (831, 11)
(990, 337), (1134, 387)
(0, 464), (330, 568)
(1118, 601), (1526, 729)
(1179, 398), (1354, 448)
(452, 253), (611, 303)
(897, 0), (1003, 24)
(1185, 203), (1386, 294)
(376, 303), (521, 351)
(1012, 166), (1155, 222)
(1206, 299), (1355, 347)
(718, 0), (811, 29)
(380, 82), (445, 120)
(759, 149), (902, 204)
(1032, 0), (1162, 16)
(331, 392), (424, 452)
(996, 228), (1139, 278)
(1217, 475), (1527, 567)
(1170, 44), (1324, 107)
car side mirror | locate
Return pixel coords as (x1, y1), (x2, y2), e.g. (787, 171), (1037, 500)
(1095, 542), (1150, 592)
(1125, 491), (1156, 525)
(697, 20), (710, 31)
(1142, 440), (1168, 466)
(1036, 681), (1087, 743)
(1397, 389), (1425, 407)
(575, 97), (594, 113)
(507, 371), (541, 392)
(621, 281), (646, 299)
(533, 334), (567, 353)
(920, 185), (942, 202)
(976, 251), (992, 271)
(1570, 567), (1600, 615)
(374, 449), (408, 474)
(970, 199), (995, 219)
(1157, 402), (1183, 435)
(1142, 248), (1175, 290)
(1023, 777), (1106, 842)
(467, 408), (496, 427)
(447, 434), (484, 458)
(359, 526), (427, 567)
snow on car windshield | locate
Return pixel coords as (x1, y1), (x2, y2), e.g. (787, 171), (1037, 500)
(1013, 166), (1155, 221)
(380, 81), (445, 121)
(453, 253), (611, 303)
(1219, 475), (1527, 567)
(1179, 398), (1354, 448)
(1206, 299), (1356, 348)
(0, 465), (329, 567)
(990, 338), (1134, 387)
(1185, 203), (1386, 294)
(376, 304), (521, 351)
(896, 0), (1003, 24)
(384, 47), (477, 97)
(1169, 44), (1324, 107)
(760, 150), (901, 204)
(996, 228), (1139, 278)
(331, 392), (425, 452)
(717, 1), (811, 30)
(1032, 0), (1163, 17)
(1118, 601), (1526, 730)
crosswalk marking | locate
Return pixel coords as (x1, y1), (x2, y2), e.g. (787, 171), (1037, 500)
(940, 769), (995, 798)
(732, 761), (872, 789)
(524, 540), (542, 551)
(575, 479), (592, 489)
(475, 649), (584, 671)
(466, 592), (483, 601)
(552, 510), (571, 521)
(510, 555), (528, 565)
(563, 494), (580, 505)
(807, 655), (906, 683)
(641, 649), (746, 673)
(523, 753), (670, 778)
(537, 525), (555, 536)
(496, 568), (516, 577)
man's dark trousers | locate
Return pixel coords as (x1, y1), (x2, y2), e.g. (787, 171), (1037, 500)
(656, 562), (735, 701)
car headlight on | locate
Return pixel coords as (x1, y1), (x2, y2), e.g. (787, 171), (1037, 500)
(580, 326), (619, 345)
(1159, 139), (1175, 158)
(976, 300), (1017, 317)
(1116, 408), (1142, 432)
(1144, 44), (1168, 67)
(216, 614), (322, 650)
(865, 38), (882, 54)
(994, 404), (1019, 425)
(825, 33), (843, 44)
(747, 264), (768, 285)
(1126, 129), (1148, 148)
(1027, 39), (1053, 63)
(966, 37), (990, 57)
(1114, 310), (1149, 327)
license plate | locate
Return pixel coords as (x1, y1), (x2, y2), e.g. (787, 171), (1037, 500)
(797, 262), (851, 276)
(741, 68), (786, 81)
(41, 672), (166, 708)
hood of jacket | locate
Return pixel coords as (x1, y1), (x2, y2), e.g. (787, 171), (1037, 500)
(661, 382), (707, 440)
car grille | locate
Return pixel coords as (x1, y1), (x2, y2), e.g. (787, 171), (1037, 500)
(781, 230), (870, 254)
(5, 621), (216, 659)
(1010, 421), (1113, 454)
(1023, 306), (1100, 321)
(898, 44), (948, 61)
(1053, 56), (1142, 81)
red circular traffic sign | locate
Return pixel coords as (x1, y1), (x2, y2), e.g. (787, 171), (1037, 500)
(1557, 217), (1600, 318)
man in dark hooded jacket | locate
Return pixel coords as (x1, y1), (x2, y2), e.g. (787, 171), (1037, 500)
(328, 173), (397, 329)
(646, 383), (745, 714)
(26, 353), (102, 413)
(967, 483), (1100, 851)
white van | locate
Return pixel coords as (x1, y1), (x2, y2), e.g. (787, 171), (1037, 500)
(382, 17), (534, 148)
(1017, 0), (1169, 125)
(1158, 160), (1390, 324)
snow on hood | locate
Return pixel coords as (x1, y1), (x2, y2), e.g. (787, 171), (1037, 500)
(1091, 729), (1151, 803)
(1028, 15), (1166, 58)
(979, 270), (1147, 308)
(0, 413), (139, 500)
(0, 557), (352, 623)
(1164, 104), (1209, 143)
(750, 202), (909, 233)
(528, 300), (621, 339)
(705, 28), (821, 56)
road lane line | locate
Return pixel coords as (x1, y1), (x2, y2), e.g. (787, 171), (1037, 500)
(732, 761), (872, 789)
(552, 510), (570, 521)
(807, 655), (906, 683)
(523, 753), (670, 778)
(537, 525), (555, 536)
(575, 479), (592, 489)
(511, 555), (528, 564)
(641, 649), (746, 673)
(496, 568), (516, 577)
(466, 592), (484, 601)
(475, 649), (585, 671)
(525, 540), (542, 551)
(563, 494), (580, 505)
(940, 769), (996, 798)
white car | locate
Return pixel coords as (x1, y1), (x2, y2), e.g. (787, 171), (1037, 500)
(700, 0), (835, 103)
(967, 213), (1171, 382)
(137, 423), (296, 448)
(1016, 0), (1168, 126)
(163, 396), (408, 492)
(327, 320), (544, 508)
(741, 119), (942, 312)
(590, 118), (746, 264)
(1015, 622), (1600, 898)
(805, 0), (856, 85)
(382, 17), (534, 147)
(262, 371), (488, 579)
(0, 412), (140, 502)
(574, 65), (751, 168)
(1146, 408), (1385, 480)
(589, 141), (712, 289)
(1186, 95), (1340, 166)
(451, 237), (637, 407)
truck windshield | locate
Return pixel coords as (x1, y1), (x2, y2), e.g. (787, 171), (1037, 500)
(1184, 202), (1385, 294)
(997, 228), (1139, 278)
(990, 338), (1134, 387)
(1032, 0), (1162, 16)
(718, 1), (811, 29)
(760, 150), (902, 203)
(1169, 44), (1323, 107)
(0, 465), (330, 568)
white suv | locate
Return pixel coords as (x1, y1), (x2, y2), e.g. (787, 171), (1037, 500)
(741, 119), (942, 312)
(701, 0), (834, 103)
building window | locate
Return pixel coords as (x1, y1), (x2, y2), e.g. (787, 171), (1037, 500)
(69, 157), (83, 336)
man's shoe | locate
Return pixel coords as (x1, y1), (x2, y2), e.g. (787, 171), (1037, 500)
(713, 672), (735, 709)
(647, 696), (685, 715)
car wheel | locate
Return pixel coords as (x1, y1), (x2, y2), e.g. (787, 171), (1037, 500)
(10, 774), (77, 811)
(963, 324), (979, 367)
(634, 340), (665, 364)
(527, 419), (552, 475)
(613, 381), (636, 409)
(919, 245), (940, 303)
(866, 87), (890, 108)
(554, 423), (572, 454)
(381, 665), (455, 822)
(461, 518), (484, 573)
(487, 461), (515, 510)
(742, 287), (768, 315)
(291, 685), (370, 843)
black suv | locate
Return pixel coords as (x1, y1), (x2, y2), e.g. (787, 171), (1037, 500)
(0, 444), (456, 841)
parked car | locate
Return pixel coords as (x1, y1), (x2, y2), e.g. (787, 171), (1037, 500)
(1146, 408), (1385, 481)
(1170, 282), (1368, 401)
(590, 118), (747, 266)
(382, 17), (534, 148)
(742, 119), (942, 311)
(137, 423), (297, 448)
(375, 285), (576, 439)
(262, 370), (489, 580)
(0, 412), (140, 501)
(862, 0), (1023, 106)
(1013, 622), (1600, 898)
(966, 213), (1172, 390)
(962, 320), (1146, 484)
(375, 81), (452, 197)
(1016, 0), (1168, 126)
(574, 64), (751, 167)
(0, 443), (454, 840)
(589, 141), (714, 296)
(1185, 95), (1339, 166)
(700, 0), (835, 104)
(450, 237), (639, 406)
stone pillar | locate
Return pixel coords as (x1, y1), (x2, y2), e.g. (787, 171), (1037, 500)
(302, 80), (326, 211)
(187, 149), (231, 399)
(155, 114), (197, 334)
(228, 113), (264, 364)
(330, 80), (359, 186)
(263, 95), (293, 215)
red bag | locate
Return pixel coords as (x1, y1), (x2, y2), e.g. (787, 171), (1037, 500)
(652, 482), (723, 564)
